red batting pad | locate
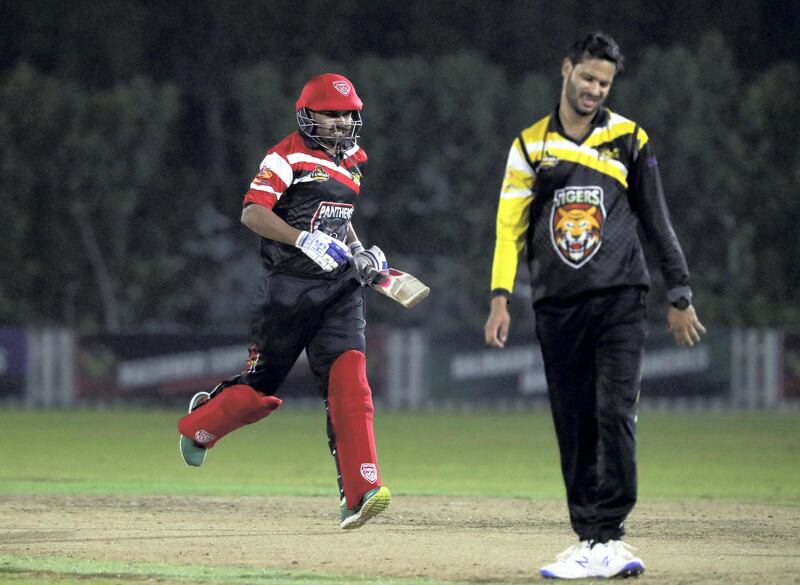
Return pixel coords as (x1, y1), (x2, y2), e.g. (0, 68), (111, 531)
(177, 384), (282, 448)
(328, 350), (380, 508)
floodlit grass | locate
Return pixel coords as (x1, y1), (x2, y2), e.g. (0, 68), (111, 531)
(1, 407), (797, 500)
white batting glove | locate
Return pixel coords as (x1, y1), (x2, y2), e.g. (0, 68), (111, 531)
(353, 244), (388, 284)
(348, 240), (365, 256)
(295, 230), (350, 272)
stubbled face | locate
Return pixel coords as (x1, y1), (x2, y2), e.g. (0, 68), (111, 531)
(309, 110), (355, 142)
(562, 57), (616, 117)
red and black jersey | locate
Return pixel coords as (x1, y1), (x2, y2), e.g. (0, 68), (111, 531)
(243, 131), (367, 277)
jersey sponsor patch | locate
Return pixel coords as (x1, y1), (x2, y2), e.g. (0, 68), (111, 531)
(538, 151), (559, 170)
(596, 146), (620, 161)
(255, 167), (273, 181)
(310, 201), (354, 242)
(360, 463), (377, 483)
(549, 186), (605, 268)
(310, 165), (330, 182)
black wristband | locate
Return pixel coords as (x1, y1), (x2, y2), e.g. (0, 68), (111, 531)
(670, 297), (691, 310)
(491, 289), (511, 303)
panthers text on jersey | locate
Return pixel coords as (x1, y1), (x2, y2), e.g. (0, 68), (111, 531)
(491, 106), (689, 304)
(243, 132), (367, 278)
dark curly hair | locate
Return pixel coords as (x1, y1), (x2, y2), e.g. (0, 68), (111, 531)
(567, 32), (625, 72)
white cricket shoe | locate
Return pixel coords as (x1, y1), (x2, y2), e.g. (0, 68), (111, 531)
(589, 539), (645, 578)
(540, 540), (592, 579)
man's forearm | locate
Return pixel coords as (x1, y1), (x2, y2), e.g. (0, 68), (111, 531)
(241, 204), (301, 245)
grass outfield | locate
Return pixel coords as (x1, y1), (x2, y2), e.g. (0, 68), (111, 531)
(1, 407), (798, 500)
(0, 407), (798, 584)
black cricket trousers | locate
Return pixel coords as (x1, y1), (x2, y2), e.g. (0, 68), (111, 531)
(534, 286), (648, 542)
(240, 268), (366, 397)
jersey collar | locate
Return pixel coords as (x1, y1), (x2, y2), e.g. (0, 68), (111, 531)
(551, 104), (609, 143)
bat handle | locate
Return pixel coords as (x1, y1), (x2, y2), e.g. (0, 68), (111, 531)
(350, 261), (385, 286)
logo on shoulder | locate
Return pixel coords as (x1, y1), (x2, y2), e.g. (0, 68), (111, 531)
(596, 146), (620, 161)
(537, 151), (559, 170)
(310, 165), (330, 182)
(549, 186), (605, 269)
(253, 166), (274, 186)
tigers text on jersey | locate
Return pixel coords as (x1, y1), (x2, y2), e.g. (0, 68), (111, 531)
(491, 106), (689, 304)
(243, 132), (367, 277)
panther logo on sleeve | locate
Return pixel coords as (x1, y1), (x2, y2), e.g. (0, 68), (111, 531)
(549, 186), (605, 268)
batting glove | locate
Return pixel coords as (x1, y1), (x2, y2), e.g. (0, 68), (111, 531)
(353, 244), (388, 284)
(296, 230), (350, 272)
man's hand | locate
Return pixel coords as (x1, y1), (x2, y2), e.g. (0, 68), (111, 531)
(667, 305), (706, 347)
(295, 230), (350, 272)
(484, 296), (511, 348)
(350, 241), (388, 284)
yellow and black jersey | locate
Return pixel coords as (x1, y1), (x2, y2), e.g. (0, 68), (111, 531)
(491, 106), (690, 305)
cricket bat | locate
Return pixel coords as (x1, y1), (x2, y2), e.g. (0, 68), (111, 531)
(361, 267), (430, 309)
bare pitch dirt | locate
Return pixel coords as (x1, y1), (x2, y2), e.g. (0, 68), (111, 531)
(1, 495), (798, 584)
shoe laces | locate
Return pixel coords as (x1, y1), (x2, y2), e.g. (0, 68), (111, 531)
(602, 540), (638, 559)
(556, 541), (590, 561)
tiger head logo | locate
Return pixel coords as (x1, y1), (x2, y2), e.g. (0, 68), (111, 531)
(555, 206), (601, 261)
(549, 186), (606, 268)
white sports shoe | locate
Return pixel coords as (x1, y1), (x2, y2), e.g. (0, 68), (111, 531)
(589, 539), (645, 578)
(540, 540), (592, 579)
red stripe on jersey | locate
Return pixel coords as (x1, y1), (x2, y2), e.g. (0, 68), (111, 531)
(243, 189), (278, 209)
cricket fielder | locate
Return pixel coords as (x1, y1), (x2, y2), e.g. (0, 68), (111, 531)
(484, 33), (705, 578)
(177, 73), (390, 530)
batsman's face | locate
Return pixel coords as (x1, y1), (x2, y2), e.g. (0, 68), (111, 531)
(309, 110), (355, 139)
(562, 57), (616, 116)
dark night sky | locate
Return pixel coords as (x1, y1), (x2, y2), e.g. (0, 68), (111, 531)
(2, 0), (798, 87)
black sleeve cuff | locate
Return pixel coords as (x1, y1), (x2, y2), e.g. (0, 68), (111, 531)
(491, 289), (511, 303)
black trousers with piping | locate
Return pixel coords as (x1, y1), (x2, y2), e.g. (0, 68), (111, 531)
(534, 286), (648, 542)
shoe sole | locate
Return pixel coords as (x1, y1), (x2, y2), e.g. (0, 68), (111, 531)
(341, 486), (391, 530)
(590, 561), (645, 579)
(615, 562), (645, 578)
(179, 391), (211, 467)
(540, 568), (590, 579)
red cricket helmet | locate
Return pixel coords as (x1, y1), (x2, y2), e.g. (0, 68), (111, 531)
(295, 73), (363, 112)
(296, 73), (363, 154)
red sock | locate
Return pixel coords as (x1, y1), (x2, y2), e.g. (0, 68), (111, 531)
(177, 384), (282, 448)
(328, 350), (381, 508)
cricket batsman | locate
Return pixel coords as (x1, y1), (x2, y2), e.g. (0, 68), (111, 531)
(177, 72), (390, 530)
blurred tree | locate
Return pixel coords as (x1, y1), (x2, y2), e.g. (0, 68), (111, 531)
(345, 53), (506, 330)
(0, 64), (182, 330)
(1, 10), (799, 332)
(612, 33), (750, 325)
(737, 61), (800, 325)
